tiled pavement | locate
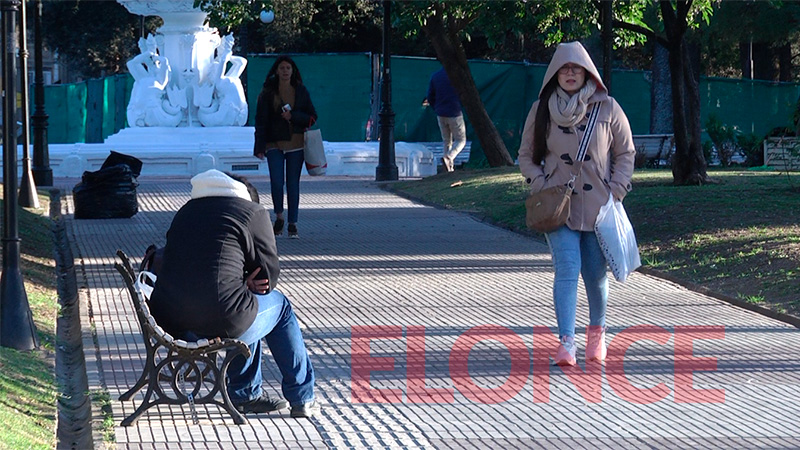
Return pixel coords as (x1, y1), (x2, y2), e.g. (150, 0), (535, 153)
(60, 176), (800, 449)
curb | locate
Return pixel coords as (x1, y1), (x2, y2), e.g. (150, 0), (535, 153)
(51, 188), (94, 449)
(637, 266), (800, 329)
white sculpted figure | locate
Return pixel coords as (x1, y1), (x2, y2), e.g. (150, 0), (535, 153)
(195, 34), (248, 127)
(126, 34), (185, 127)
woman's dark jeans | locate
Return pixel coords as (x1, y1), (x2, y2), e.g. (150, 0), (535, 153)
(266, 148), (304, 224)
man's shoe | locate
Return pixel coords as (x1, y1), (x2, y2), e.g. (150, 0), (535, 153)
(288, 223), (299, 239)
(233, 394), (289, 414)
(273, 218), (285, 236)
(554, 336), (577, 366)
(585, 326), (607, 362)
(290, 400), (320, 419)
(442, 155), (454, 172)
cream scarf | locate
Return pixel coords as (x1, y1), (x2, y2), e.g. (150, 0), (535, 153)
(548, 78), (597, 128)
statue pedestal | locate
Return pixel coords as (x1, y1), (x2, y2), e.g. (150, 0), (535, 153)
(36, 128), (438, 178)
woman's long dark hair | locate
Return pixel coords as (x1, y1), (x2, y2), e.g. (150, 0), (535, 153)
(532, 78), (559, 165)
(260, 55), (303, 97)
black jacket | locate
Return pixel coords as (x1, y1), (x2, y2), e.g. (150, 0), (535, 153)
(253, 83), (317, 156)
(149, 196), (280, 338)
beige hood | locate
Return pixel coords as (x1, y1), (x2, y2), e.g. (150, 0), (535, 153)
(539, 41), (607, 99)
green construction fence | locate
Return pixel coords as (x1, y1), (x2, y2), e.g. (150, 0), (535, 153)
(42, 53), (800, 164)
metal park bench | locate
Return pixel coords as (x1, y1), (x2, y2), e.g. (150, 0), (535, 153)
(114, 250), (250, 426)
(633, 134), (674, 168)
(421, 141), (472, 169)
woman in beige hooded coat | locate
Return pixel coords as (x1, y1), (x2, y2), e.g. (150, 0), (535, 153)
(518, 42), (635, 366)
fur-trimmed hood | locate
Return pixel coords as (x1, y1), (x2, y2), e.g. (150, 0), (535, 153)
(539, 41), (607, 101)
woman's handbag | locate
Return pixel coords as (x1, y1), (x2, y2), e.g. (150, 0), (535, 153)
(525, 184), (573, 232)
(303, 129), (327, 176)
(594, 193), (641, 282)
(525, 103), (601, 233)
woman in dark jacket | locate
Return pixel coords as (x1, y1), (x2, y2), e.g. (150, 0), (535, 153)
(253, 56), (317, 239)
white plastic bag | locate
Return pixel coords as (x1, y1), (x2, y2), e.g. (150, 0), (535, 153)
(135, 271), (158, 300)
(594, 193), (641, 282)
(303, 129), (327, 176)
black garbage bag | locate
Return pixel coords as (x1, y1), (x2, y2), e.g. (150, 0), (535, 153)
(101, 151), (143, 177)
(73, 164), (139, 219)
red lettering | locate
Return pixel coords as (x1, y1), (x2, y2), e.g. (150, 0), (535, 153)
(606, 324), (671, 404)
(406, 326), (455, 404)
(673, 326), (725, 404)
(449, 325), (529, 404)
(531, 326), (602, 404)
(350, 325), (403, 403)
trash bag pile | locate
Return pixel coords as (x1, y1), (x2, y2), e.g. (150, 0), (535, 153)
(73, 151), (142, 219)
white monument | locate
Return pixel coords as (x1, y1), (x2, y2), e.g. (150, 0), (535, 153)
(17, 0), (438, 178)
(118, 0), (248, 127)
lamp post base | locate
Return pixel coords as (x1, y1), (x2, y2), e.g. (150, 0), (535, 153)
(375, 165), (398, 182)
(18, 169), (39, 208)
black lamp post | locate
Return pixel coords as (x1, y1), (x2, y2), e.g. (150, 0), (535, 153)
(1, 0), (38, 350)
(31, 0), (50, 187)
(18, 0), (39, 208)
(375, 0), (398, 182)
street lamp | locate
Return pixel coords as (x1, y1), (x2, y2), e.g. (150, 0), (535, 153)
(375, 0), (397, 182)
(259, 9), (274, 24)
(18, 0), (39, 208)
(1, 0), (38, 350)
(31, 0), (51, 186)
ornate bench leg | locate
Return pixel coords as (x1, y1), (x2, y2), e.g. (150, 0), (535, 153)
(119, 346), (156, 401)
(120, 368), (160, 427)
(220, 350), (248, 425)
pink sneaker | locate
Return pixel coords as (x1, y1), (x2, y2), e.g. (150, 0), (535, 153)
(555, 336), (576, 366)
(585, 326), (607, 362)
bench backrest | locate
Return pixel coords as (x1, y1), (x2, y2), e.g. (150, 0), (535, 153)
(115, 250), (217, 350)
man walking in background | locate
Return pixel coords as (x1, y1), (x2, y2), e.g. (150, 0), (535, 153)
(425, 66), (466, 172)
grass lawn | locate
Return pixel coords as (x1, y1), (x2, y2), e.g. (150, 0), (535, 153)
(0, 190), (58, 450)
(388, 167), (800, 318)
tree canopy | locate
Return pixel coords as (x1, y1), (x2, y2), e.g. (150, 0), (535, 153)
(41, 1), (161, 80)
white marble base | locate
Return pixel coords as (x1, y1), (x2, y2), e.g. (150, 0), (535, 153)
(6, 127), (437, 178)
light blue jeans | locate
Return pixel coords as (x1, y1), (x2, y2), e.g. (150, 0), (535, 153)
(228, 289), (315, 407)
(266, 148), (304, 224)
(545, 225), (608, 339)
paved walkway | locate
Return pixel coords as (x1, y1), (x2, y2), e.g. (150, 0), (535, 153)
(60, 176), (800, 449)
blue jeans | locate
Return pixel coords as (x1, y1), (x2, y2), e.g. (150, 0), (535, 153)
(266, 149), (304, 224)
(227, 289), (315, 407)
(545, 225), (608, 339)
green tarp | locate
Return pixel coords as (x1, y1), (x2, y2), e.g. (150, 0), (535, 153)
(42, 53), (800, 163)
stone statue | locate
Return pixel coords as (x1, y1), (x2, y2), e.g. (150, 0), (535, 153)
(126, 34), (184, 127)
(195, 34), (248, 127)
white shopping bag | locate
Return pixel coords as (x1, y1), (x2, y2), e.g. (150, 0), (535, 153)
(594, 193), (641, 282)
(135, 271), (157, 300)
(303, 129), (327, 176)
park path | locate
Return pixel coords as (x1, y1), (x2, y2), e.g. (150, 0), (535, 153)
(61, 176), (800, 449)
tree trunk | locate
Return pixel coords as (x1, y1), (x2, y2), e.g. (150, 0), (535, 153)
(739, 40), (753, 79)
(662, 0), (708, 185)
(600, 0), (613, 94)
(422, 13), (514, 167)
(650, 41), (673, 134)
(778, 43), (792, 82)
(752, 42), (776, 81)
(682, 43), (707, 179)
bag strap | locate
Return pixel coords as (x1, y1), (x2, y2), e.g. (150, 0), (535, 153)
(568, 102), (601, 188)
(576, 102), (601, 162)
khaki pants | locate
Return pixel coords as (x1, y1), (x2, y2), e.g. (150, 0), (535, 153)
(437, 115), (467, 163)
